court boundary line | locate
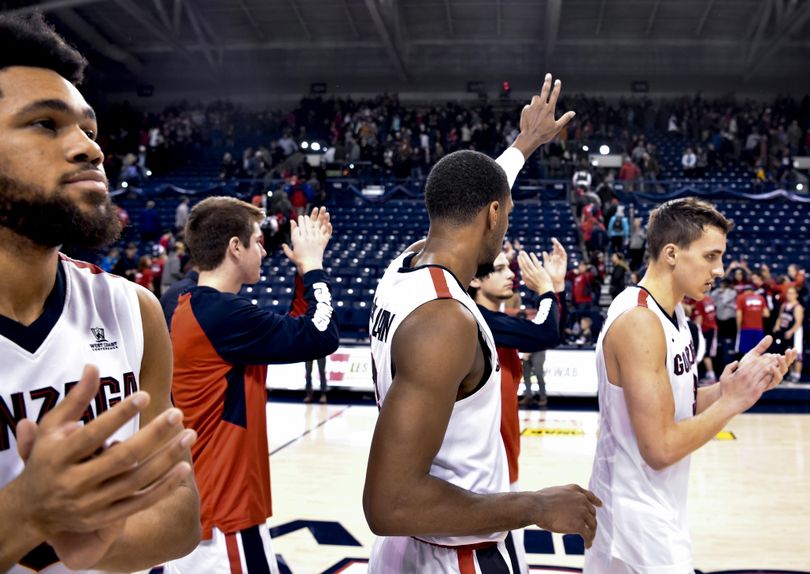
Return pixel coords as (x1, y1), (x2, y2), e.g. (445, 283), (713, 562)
(269, 406), (352, 456)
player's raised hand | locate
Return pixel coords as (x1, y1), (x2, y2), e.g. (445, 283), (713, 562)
(512, 73), (576, 160)
(542, 238), (568, 292)
(532, 484), (602, 548)
(13, 364), (195, 570)
(308, 206), (333, 241)
(518, 250), (553, 295)
(283, 207), (332, 275)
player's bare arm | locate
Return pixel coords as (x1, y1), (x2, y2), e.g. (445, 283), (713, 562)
(607, 308), (783, 470)
(363, 299), (601, 544)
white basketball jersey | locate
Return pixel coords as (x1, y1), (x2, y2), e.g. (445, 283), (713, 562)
(369, 250), (509, 547)
(586, 286), (697, 574)
(0, 255), (143, 574)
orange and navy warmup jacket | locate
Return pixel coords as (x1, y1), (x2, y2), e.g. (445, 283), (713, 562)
(477, 291), (564, 483)
(171, 269), (339, 538)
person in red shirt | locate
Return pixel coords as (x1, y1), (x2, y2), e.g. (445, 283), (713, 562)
(689, 294), (719, 383)
(736, 287), (770, 356)
(136, 254), (155, 293)
(618, 155), (641, 192)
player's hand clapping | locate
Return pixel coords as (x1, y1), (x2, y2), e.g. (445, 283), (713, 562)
(718, 336), (796, 413)
(541, 238), (568, 292)
(12, 364), (195, 570)
(518, 250), (554, 295)
(282, 206), (332, 275)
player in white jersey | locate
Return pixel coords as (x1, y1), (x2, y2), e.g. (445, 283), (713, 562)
(0, 14), (200, 573)
(363, 75), (601, 574)
(584, 198), (796, 574)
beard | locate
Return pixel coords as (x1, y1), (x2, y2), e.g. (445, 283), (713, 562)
(0, 172), (120, 249)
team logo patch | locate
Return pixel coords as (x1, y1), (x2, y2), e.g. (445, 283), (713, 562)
(89, 326), (118, 351)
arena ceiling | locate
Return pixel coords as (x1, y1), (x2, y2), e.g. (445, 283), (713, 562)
(3, 0), (810, 101)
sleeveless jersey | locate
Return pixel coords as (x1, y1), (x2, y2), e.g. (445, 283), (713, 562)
(586, 286), (697, 574)
(369, 250), (509, 547)
(0, 255), (143, 574)
(779, 303), (799, 332)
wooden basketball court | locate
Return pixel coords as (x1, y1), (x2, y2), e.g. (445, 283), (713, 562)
(264, 401), (810, 574)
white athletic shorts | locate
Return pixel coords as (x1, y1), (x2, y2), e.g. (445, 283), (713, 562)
(583, 549), (694, 574)
(369, 532), (521, 573)
(165, 523), (279, 574)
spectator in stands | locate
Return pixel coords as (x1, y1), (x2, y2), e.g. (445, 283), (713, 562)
(774, 286), (804, 382)
(607, 204), (629, 254)
(681, 147), (697, 178)
(566, 315), (595, 346)
(751, 271), (776, 332)
(136, 254), (155, 293)
(712, 278), (738, 349)
(570, 260), (597, 316)
(100, 246), (120, 273)
(618, 154), (640, 192)
(572, 159), (592, 191)
(140, 199), (160, 242)
(581, 203), (605, 254)
(690, 293), (719, 383)
(151, 245), (166, 298)
(784, 263), (807, 301)
(219, 152), (238, 180)
(175, 196), (190, 233)
(162, 241), (187, 293)
(609, 252), (630, 301)
(727, 260), (752, 293)
(628, 216), (647, 271)
(112, 242), (139, 281)
(278, 130), (298, 157)
(160, 263), (199, 329)
(736, 284), (770, 357)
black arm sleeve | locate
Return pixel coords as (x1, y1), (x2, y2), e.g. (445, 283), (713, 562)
(194, 269), (340, 365)
(479, 292), (562, 352)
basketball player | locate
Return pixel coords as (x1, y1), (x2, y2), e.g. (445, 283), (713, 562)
(0, 13), (200, 573)
(364, 75), (601, 573)
(775, 286), (804, 383)
(168, 198), (340, 573)
(469, 240), (568, 574)
(584, 198), (796, 574)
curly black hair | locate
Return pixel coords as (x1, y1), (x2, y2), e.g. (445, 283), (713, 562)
(0, 12), (87, 89)
(424, 150), (509, 225)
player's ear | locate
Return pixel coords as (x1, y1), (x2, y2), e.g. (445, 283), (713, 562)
(228, 236), (241, 257)
(663, 243), (678, 266)
(486, 200), (501, 231)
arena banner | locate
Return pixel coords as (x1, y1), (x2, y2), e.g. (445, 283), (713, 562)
(265, 346), (598, 397)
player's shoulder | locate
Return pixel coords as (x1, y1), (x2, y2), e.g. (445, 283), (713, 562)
(394, 297), (478, 351)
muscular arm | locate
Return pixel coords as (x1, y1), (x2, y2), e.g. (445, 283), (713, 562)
(607, 307), (769, 470)
(93, 287), (201, 570)
(363, 300), (540, 536)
